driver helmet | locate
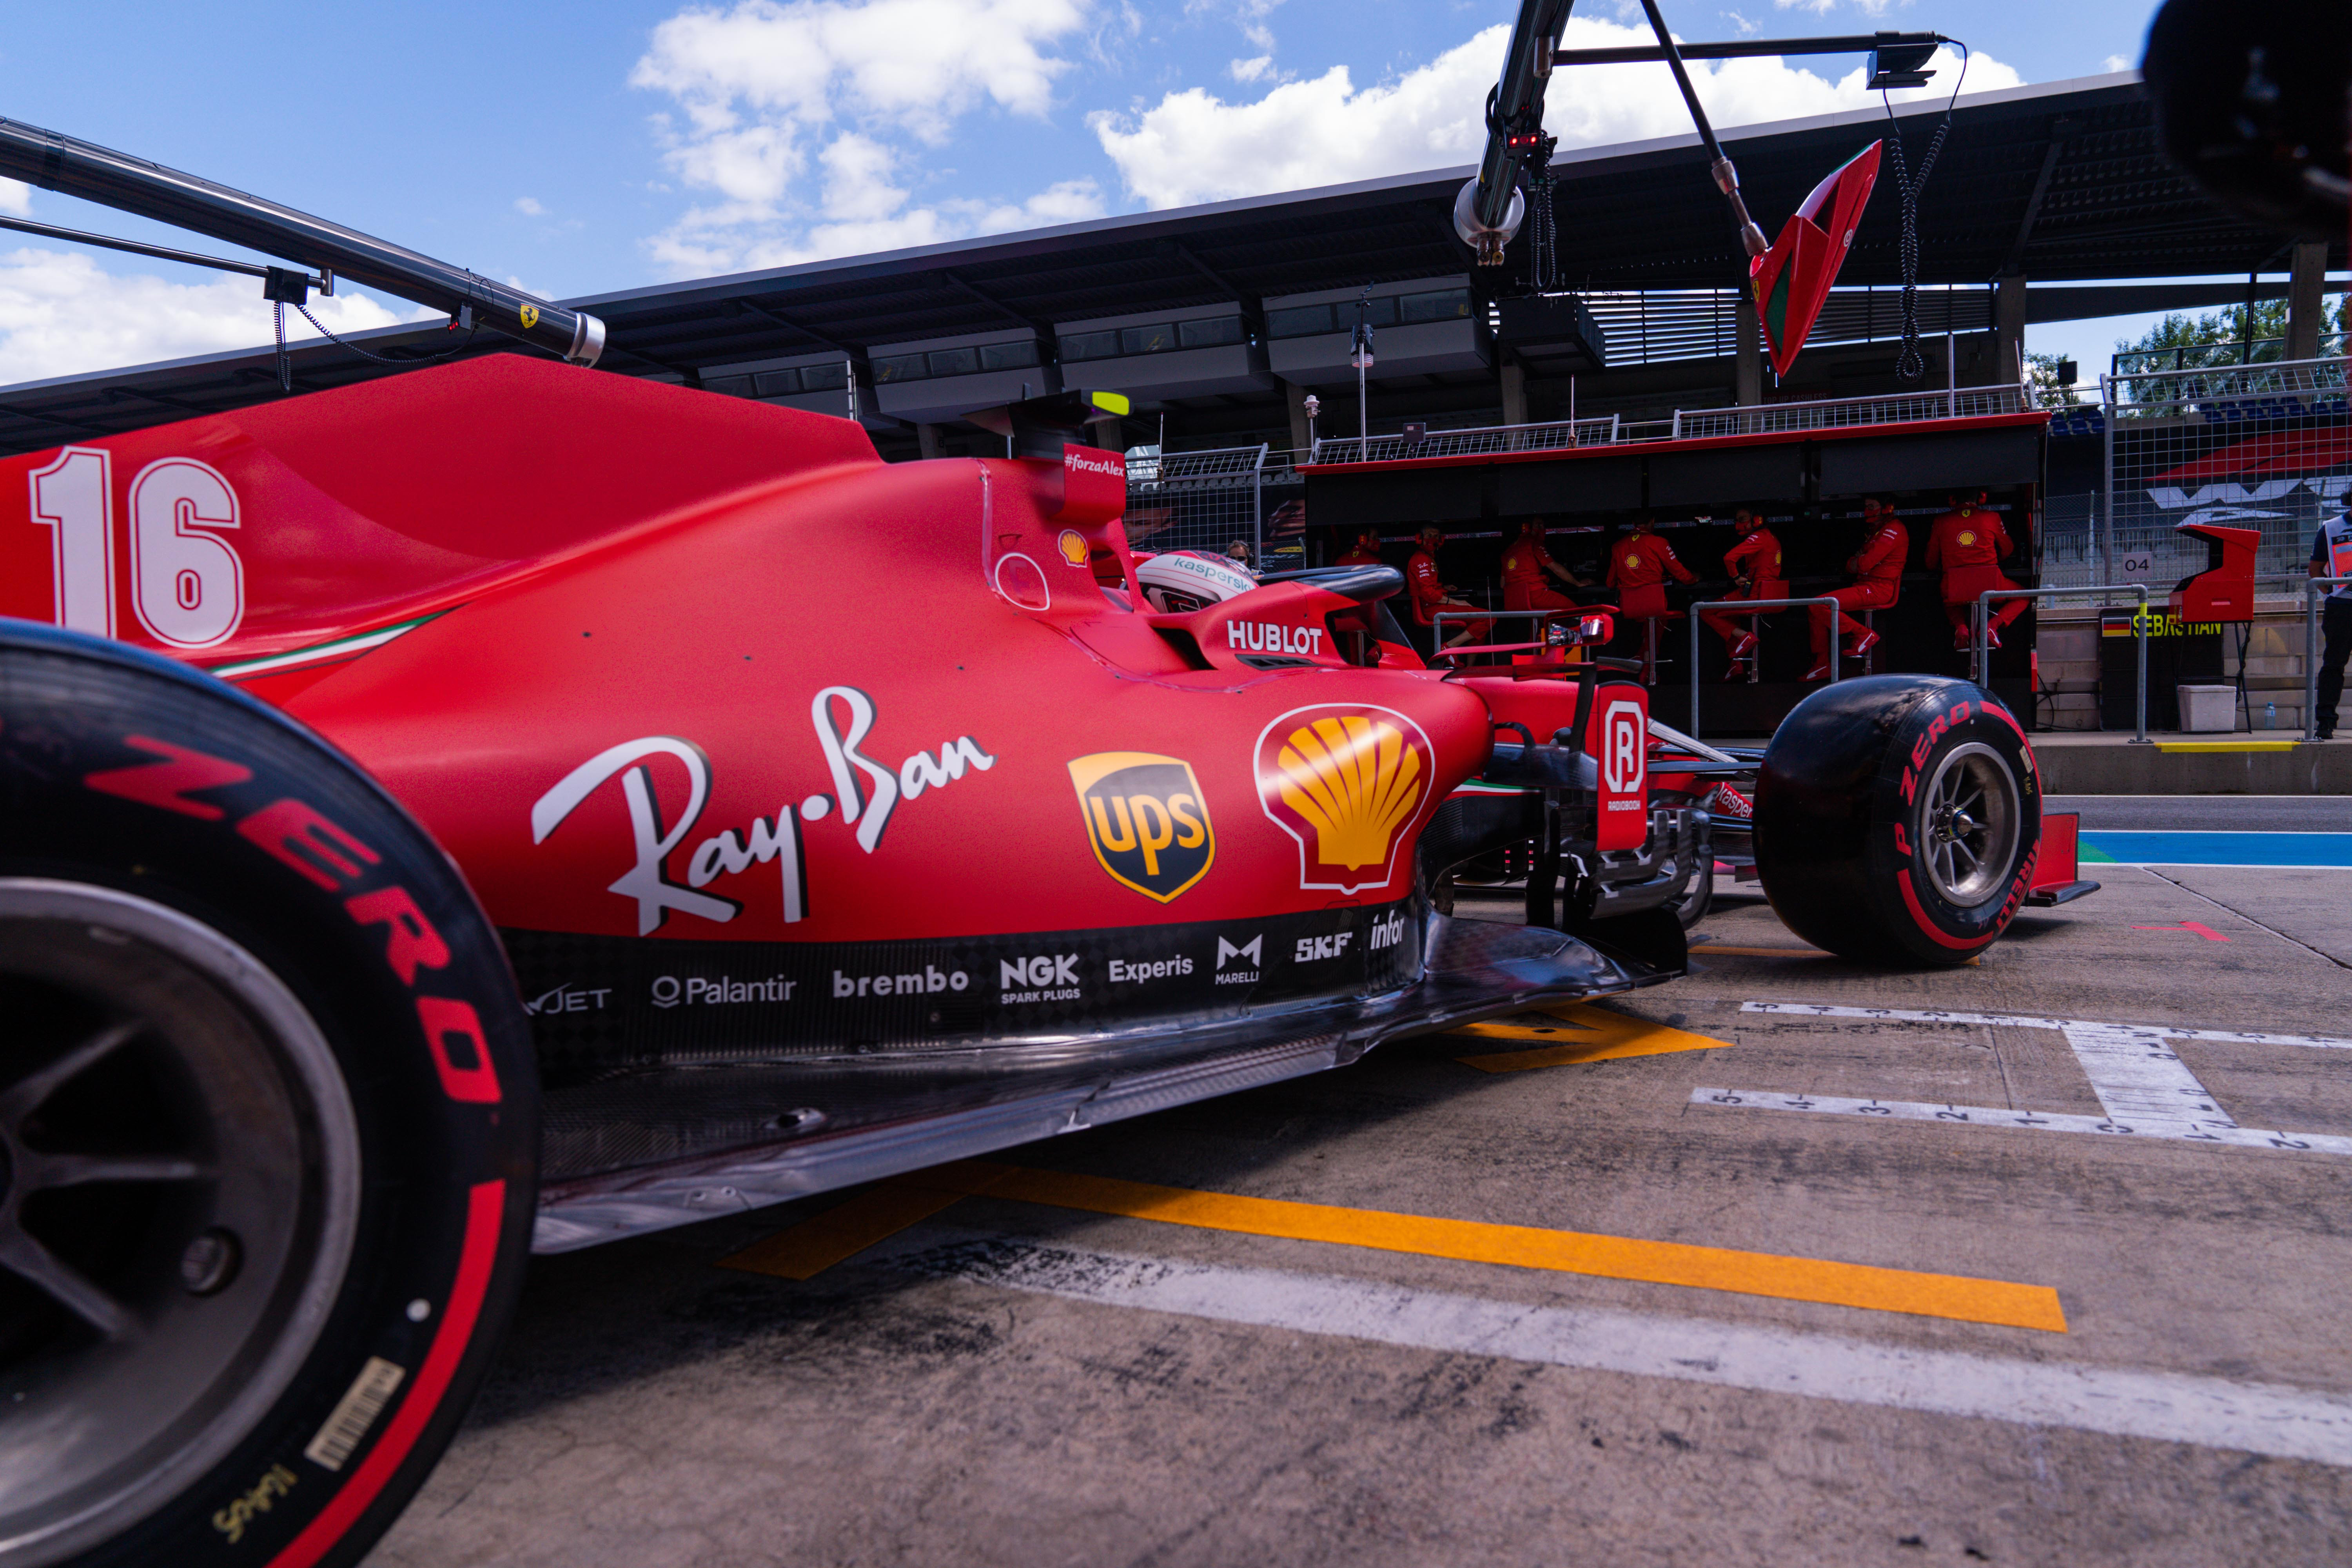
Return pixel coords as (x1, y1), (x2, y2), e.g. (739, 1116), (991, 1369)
(1136, 549), (1259, 614)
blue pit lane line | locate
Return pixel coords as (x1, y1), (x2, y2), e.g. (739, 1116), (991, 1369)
(2080, 832), (2352, 868)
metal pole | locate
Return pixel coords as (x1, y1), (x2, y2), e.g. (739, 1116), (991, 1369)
(1974, 584), (2151, 742)
(1252, 443), (1266, 564)
(1684, 595), (1841, 740)
(2135, 594), (2148, 744)
(2099, 373), (2116, 584)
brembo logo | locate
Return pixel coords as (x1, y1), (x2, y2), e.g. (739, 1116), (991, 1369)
(1068, 752), (1215, 902)
(1254, 704), (1434, 895)
(1601, 699), (1646, 795)
(1227, 622), (1324, 657)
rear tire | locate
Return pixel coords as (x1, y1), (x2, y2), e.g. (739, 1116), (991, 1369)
(1752, 676), (2042, 967)
(0, 623), (536, 1568)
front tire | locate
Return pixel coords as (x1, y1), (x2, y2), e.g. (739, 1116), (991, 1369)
(1752, 676), (2042, 966)
(0, 622), (536, 1568)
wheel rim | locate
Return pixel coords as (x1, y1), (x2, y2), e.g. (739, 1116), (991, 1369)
(1914, 743), (2020, 907)
(0, 880), (360, 1566)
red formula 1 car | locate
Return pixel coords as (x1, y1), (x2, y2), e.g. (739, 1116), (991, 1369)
(0, 123), (2066, 1568)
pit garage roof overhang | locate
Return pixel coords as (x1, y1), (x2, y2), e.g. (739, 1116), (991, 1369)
(0, 71), (2337, 459)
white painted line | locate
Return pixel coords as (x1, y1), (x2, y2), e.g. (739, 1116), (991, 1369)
(1710, 1003), (2352, 1156)
(886, 1229), (2352, 1468)
(1690, 1087), (2352, 1156)
(1738, 1003), (2352, 1050)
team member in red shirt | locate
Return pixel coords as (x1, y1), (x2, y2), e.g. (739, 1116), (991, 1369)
(1925, 492), (2025, 650)
(1696, 507), (1786, 678)
(1334, 528), (1385, 567)
(1405, 524), (1488, 653)
(1605, 515), (1697, 622)
(1501, 517), (1586, 612)
(1806, 497), (1908, 678)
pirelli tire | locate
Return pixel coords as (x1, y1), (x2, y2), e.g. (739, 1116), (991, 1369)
(1752, 675), (2042, 967)
(0, 622), (537, 1568)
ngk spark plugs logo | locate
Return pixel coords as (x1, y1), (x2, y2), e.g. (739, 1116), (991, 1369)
(1254, 704), (1433, 895)
(1068, 752), (1215, 902)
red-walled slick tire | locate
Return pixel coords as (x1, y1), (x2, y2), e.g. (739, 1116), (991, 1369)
(0, 622), (536, 1568)
(1752, 675), (2043, 967)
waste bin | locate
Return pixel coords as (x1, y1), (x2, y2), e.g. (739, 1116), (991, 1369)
(2177, 684), (2238, 733)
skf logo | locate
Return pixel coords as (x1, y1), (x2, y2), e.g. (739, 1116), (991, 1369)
(1254, 704), (1434, 895)
(1068, 752), (1215, 902)
(1601, 700), (1646, 794)
(1296, 931), (1354, 962)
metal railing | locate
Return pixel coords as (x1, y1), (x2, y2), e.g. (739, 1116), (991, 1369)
(1122, 444), (1269, 558)
(2113, 330), (2350, 379)
(1687, 597), (1841, 740)
(1974, 585), (2150, 744)
(1305, 384), (2031, 468)
(2308, 578), (2350, 741)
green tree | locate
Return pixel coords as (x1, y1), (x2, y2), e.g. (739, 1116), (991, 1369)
(2115, 295), (2348, 374)
(2024, 351), (2080, 409)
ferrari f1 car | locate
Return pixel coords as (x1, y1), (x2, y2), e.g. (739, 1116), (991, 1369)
(0, 121), (2079, 1568)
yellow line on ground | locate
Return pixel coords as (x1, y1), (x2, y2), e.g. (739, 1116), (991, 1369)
(1452, 1002), (1732, 1071)
(724, 1158), (2067, 1331)
(909, 1161), (2068, 1333)
(717, 1179), (970, 1280)
(2153, 740), (2298, 753)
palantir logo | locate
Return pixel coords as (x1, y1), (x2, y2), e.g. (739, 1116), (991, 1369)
(1601, 700), (1645, 795)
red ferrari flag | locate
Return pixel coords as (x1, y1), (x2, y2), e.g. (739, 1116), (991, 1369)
(1749, 141), (1882, 377)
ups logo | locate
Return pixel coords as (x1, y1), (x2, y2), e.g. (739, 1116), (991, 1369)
(1068, 752), (1215, 902)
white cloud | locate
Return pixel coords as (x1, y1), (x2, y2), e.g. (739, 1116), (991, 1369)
(635, 0), (1095, 274)
(1091, 18), (2019, 210)
(0, 248), (432, 386)
(2103, 54), (2132, 73)
(1774, 0), (1893, 14)
(1720, 10), (1761, 36)
(1230, 54), (1274, 82)
(514, 196), (547, 216)
(0, 180), (28, 218)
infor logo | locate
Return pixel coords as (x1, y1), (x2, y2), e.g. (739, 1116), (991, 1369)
(1067, 752), (1215, 902)
(1601, 700), (1645, 795)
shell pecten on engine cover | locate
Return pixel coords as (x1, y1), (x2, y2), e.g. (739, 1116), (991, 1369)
(1254, 704), (1434, 894)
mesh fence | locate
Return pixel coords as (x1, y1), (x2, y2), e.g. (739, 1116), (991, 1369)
(1122, 445), (1268, 561)
(2098, 357), (2351, 593)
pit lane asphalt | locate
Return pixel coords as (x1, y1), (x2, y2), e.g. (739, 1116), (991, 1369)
(368, 814), (2352, 1568)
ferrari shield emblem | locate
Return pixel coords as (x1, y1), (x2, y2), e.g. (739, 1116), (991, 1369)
(519, 303), (540, 330)
(1254, 704), (1433, 895)
(1069, 752), (1214, 902)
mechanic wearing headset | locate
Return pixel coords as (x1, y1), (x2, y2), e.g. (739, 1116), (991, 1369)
(1925, 491), (2026, 651)
(1501, 517), (1588, 613)
(1405, 524), (1490, 654)
(1605, 514), (1697, 624)
(1695, 506), (1785, 679)
(1806, 497), (1907, 679)
(2312, 508), (2352, 740)
(1334, 527), (1385, 567)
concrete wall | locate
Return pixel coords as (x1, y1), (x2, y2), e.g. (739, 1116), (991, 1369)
(2038, 601), (2325, 734)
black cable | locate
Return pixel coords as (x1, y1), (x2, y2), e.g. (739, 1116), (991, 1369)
(1882, 43), (1969, 382)
(294, 301), (480, 368)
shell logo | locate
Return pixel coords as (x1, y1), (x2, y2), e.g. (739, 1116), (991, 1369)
(1254, 704), (1434, 894)
(1625, 552), (1643, 570)
(1958, 530), (1977, 548)
(1057, 529), (1089, 567)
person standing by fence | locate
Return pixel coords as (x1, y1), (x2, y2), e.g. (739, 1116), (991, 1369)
(2313, 510), (2352, 740)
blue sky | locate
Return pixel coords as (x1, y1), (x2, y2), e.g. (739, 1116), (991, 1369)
(0, 0), (2205, 386)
